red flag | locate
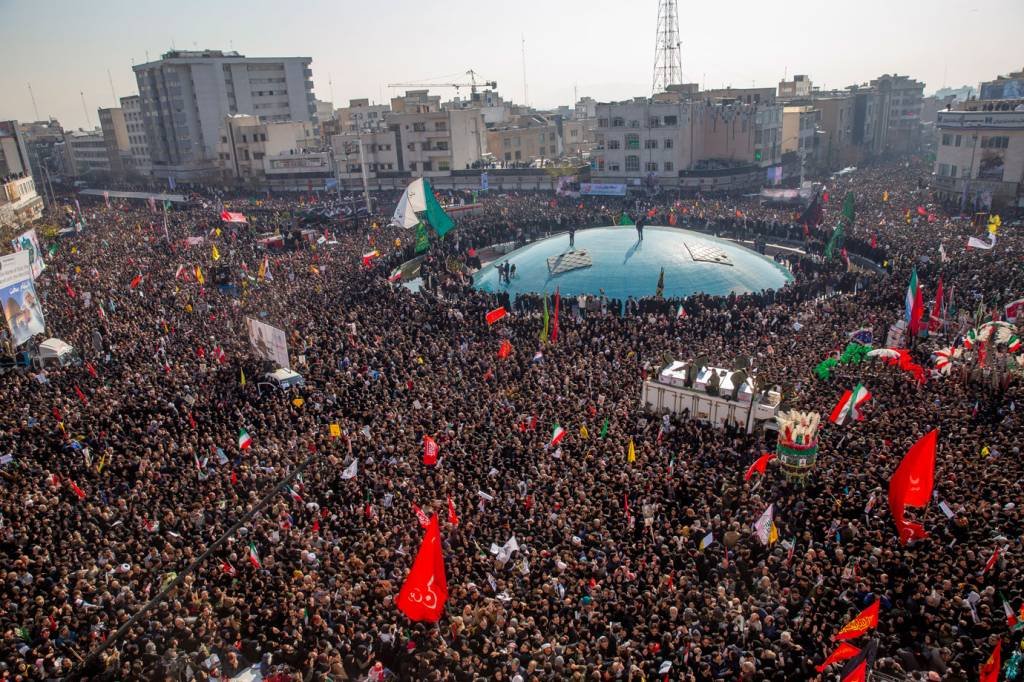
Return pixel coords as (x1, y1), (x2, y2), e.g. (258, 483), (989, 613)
(52, 407), (63, 423)
(230, 470), (238, 485)
(833, 600), (880, 641)
(312, 517), (320, 534)
(888, 429), (937, 544)
(823, 191), (830, 203)
(551, 287), (560, 343)
(668, 212), (678, 226)
(395, 515), (448, 622)
(73, 385), (88, 404)
(130, 274), (143, 289)
(980, 641), (1001, 682)
(744, 452), (776, 481)
(929, 276), (944, 332)
(422, 435), (439, 466)
(485, 307), (507, 325)
(65, 281), (76, 299)
(870, 233), (877, 249)
(85, 362), (98, 378)
(447, 496), (459, 526)
(983, 546), (1000, 574)
(220, 560), (237, 576)
(188, 412), (197, 429)
(840, 640), (878, 682)
(412, 502), (430, 528)
(497, 339), (512, 359)
(916, 205), (927, 216)
(910, 283), (925, 335)
(816, 643), (862, 672)
(68, 480), (87, 500)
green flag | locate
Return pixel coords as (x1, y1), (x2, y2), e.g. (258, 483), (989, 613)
(414, 223), (430, 254)
(599, 417), (609, 439)
(540, 294), (549, 343)
(841, 191), (855, 226)
(619, 212), (634, 226)
(163, 200), (172, 212)
(422, 178), (455, 237)
(824, 224), (844, 260)
(47, 244), (58, 257)
(655, 267), (665, 298)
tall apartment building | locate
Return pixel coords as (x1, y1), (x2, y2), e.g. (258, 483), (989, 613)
(563, 118), (598, 159)
(0, 120), (32, 179)
(813, 94), (856, 170)
(120, 95), (151, 176)
(216, 115), (324, 188)
(18, 119), (64, 186)
(389, 109), (485, 176)
(869, 74), (924, 155)
(133, 50), (315, 181)
(98, 107), (130, 177)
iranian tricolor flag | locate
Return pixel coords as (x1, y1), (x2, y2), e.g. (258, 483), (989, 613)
(238, 428), (252, 450)
(548, 424), (566, 448)
(829, 383), (872, 425)
(247, 543), (262, 569)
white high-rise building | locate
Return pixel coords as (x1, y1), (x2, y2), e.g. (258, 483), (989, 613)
(133, 49), (315, 181)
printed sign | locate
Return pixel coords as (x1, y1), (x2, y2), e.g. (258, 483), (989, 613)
(0, 251), (45, 346)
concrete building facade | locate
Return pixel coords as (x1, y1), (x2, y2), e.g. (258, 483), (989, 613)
(390, 90), (441, 114)
(933, 104), (1024, 210)
(486, 116), (561, 165)
(389, 108), (485, 176)
(336, 98), (391, 132)
(869, 74), (924, 155)
(813, 95), (856, 170)
(133, 50), (315, 181)
(63, 129), (110, 177)
(216, 115), (318, 184)
(98, 107), (130, 177)
(331, 130), (400, 180)
(778, 75), (812, 99)
(120, 95), (151, 176)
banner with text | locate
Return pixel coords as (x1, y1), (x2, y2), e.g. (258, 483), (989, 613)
(579, 182), (627, 197)
(0, 251), (46, 346)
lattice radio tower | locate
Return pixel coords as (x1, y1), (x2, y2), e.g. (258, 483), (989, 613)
(651, 0), (683, 95)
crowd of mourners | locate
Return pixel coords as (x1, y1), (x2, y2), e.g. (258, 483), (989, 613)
(1, 158), (1023, 682)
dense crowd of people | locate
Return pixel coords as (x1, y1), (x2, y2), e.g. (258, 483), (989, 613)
(1, 158), (1022, 681)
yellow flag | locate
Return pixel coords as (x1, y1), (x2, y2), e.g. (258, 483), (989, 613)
(96, 451), (107, 473)
(981, 445), (990, 457)
(71, 246), (78, 254)
(257, 258), (266, 280)
(329, 423), (341, 438)
(627, 439), (636, 463)
(309, 265), (320, 276)
(215, 227), (222, 237)
(769, 521), (779, 545)
(195, 266), (205, 285)
(882, 190), (888, 202)
(211, 245), (221, 261)
(580, 425), (589, 440)
(240, 369), (246, 387)
(292, 397), (305, 408)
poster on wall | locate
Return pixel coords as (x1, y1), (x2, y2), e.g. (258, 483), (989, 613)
(579, 183), (627, 197)
(480, 172), (489, 191)
(0, 251), (46, 346)
(245, 317), (289, 368)
(11, 228), (45, 279)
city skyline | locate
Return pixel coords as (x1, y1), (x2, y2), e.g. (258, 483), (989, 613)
(2, 0), (1021, 130)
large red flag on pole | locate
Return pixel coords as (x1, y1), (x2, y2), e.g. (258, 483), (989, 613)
(833, 600), (880, 641)
(979, 640), (1001, 682)
(422, 435), (439, 466)
(888, 429), (938, 544)
(396, 515), (448, 623)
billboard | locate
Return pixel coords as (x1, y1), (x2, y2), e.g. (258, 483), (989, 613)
(11, 228), (45, 279)
(0, 251), (45, 346)
(980, 78), (1024, 101)
(579, 182), (627, 196)
(246, 317), (289, 368)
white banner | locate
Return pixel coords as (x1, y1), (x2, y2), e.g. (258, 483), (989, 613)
(11, 228), (45, 279)
(245, 317), (289, 368)
(0, 251), (46, 346)
(579, 182), (626, 197)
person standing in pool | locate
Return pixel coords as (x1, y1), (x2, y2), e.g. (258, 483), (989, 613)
(568, 224), (576, 249)
(636, 213), (646, 241)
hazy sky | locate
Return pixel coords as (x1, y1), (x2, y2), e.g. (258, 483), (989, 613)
(2, 0), (1021, 130)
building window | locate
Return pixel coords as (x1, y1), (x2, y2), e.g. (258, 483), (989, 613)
(436, 141), (449, 150)
(649, 117), (660, 127)
(412, 122), (426, 132)
(950, 165), (957, 178)
(608, 139), (621, 150)
(938, 163), (949, 177)
(504, 152), (512, 161)
(629, 120), (640, 128)
(625, 155), (640, 171)
(625, 134), (640, 150)
(438, 160), (450, 171)
(598, 118), (609, 128)
(422, 161), (432, 171)
(645, 162), (658, 172)
(434, 121), (448, 132)
(664, 161), (674, 171)
(664, 138), (673, 149)
(612, 117), (624, 127)
(954, 134), (961, 147)
(664, 115), (678, 126)
(644, 139), (657, 149)
(570, 129), (578, 137)
(514, 151), (521, 160)
(608, 162), (620, 171)
(503, 138), (511, 149)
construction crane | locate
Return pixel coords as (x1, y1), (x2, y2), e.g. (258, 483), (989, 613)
(387, 69), (496, 96)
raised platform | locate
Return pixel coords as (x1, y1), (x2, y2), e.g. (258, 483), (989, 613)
(473, 226), (792, 300)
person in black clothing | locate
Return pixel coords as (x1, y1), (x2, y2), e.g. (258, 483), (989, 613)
(568, 225), (576, 249)
(636, 214), (645, 241)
